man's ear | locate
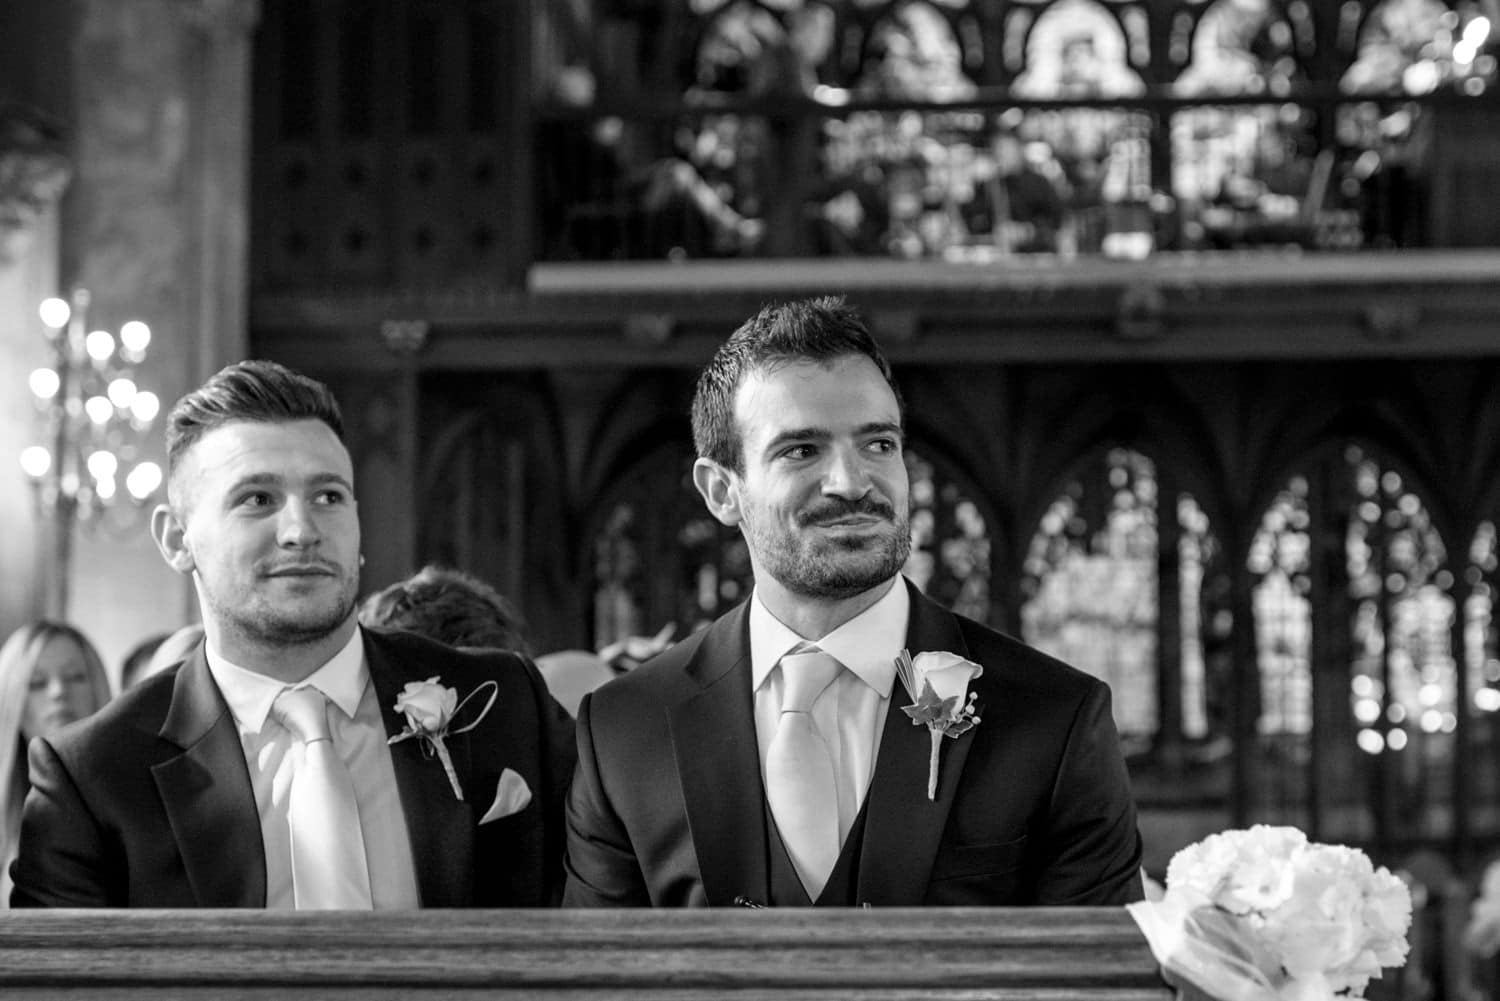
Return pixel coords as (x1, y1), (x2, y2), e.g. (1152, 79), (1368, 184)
(692, 457), (742, 527)
(151, 504), (195, 575)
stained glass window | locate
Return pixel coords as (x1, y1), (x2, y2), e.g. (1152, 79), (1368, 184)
(1468, 521), (1500, 833)
(905, 450), (990, 623)
(1249, 445), (1457, 840)
(1023, 451), (1149, 741)
(527, 0), (1500, 261)
(1020, 445), (1230, 796)
(1344, 446), (1456, 840)
(592, 449), (746, 648)
(1248, 477), (1314, 739)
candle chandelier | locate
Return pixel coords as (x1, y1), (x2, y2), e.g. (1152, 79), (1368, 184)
(19, 288), (163, 616)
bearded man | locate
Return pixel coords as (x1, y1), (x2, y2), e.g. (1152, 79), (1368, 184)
(12, 360), (574, 908)
(564, 296), (1144, 907)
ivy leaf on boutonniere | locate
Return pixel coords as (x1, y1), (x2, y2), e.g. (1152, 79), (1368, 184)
(387, 676), (499, 801)
(895, 649), (983, 800)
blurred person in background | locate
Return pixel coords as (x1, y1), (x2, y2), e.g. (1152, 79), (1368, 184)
(122, 624), (207, 690)
(0, 622), (111, 904)
(118, 632), (170, 692)
(538, 622), (678, 718)
(358, 565), (531, 654)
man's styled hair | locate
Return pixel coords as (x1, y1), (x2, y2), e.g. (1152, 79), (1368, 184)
(358, 564), (532, 655)
(165, 359), (344, 483)
(690, 296), (904, 473)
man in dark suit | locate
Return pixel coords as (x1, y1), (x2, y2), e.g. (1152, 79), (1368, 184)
(564, 297), (1143, 908)
(11, 360), (574, 908)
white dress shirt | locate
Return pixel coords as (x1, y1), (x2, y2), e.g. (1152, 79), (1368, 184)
(205, 627), (422, 909)
(750, 578), (910, 847)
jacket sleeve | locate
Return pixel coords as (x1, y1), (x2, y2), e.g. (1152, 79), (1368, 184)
(532, 660), (579, 907)
(1035, 681), (1146, 905)
(562, 691), (652, 906)
(10, 736), (120, 907)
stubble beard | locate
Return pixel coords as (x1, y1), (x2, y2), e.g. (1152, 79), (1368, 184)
(206, 575), (360, 651)
(746, 510), (913, 601)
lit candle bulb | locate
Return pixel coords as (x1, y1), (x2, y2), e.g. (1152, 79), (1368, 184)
(38, 298), (70, 329)
(126, 461), (163, 501)
(85, 395), (114, 425)
(85, 330), (115, 363)
(108, 377), (137, 409)
(19, 446), (52, 479)
(28, 368), (60, 400)
(87, 450), (118, 481)
(131, 391), (160, 424)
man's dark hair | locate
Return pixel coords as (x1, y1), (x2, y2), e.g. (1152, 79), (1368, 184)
(358, 565), (532, 656)
(691, 296), (904, 473)
(165, 359), (344, 480)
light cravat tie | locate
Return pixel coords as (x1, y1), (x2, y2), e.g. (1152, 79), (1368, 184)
(273, 686), (373, 910)
(765, 648), (843, 899)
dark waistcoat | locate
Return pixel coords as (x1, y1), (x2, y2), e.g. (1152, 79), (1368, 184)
(765, 800), (870, 907)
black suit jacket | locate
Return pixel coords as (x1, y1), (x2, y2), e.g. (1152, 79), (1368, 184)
(563, 580), (1144, 907)
(11, 627), (576, 907)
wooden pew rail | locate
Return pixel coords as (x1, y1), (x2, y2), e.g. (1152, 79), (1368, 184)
(0, 907), (1170, 1000)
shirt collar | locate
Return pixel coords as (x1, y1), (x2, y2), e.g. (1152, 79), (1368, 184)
(205, 627), (369, 733)
(750, 577), (909, 697)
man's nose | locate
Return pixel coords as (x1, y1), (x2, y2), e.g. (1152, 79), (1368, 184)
(822, 446), (873, 499)
(277, 498), (321, 546)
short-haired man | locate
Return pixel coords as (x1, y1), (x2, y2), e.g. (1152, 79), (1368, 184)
(12, 360), (575, 908)
(564, 297), (1144, 907)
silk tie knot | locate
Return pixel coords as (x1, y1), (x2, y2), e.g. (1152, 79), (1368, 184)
(778, 649), (842, 714)
(274, 685), (334, 744)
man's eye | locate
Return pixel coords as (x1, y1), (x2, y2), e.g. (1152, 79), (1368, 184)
(868, 438), (900, 454)
(780, 445), (815, 461)
(316, 489), (349, 505)
(238, 492), (271, 508)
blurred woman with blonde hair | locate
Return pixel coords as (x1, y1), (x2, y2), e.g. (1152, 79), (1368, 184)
(0, 621), (111, 905)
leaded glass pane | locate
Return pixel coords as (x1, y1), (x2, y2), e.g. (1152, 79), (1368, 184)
(1247, 475), (1313, 828)
(1022, 448), (1159, 746)
(1343, 446), (1455, 842)
(905, 451), (991, 623)
(1469, 521), (1500, 835)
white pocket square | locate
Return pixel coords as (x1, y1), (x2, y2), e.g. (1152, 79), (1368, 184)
(479, 767), (532, 824)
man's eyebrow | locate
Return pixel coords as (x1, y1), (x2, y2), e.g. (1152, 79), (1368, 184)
(309, 472), (356, 493)
(855, 421), (903, 438)
(225, 472), (283, 492)
(762, 427), (831, 455)
(225, 472), (355, 492)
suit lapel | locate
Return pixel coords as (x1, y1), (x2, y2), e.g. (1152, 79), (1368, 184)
(669, 604), (770, 906)
(152, 649), (266, 907)
(365, 632), (475, 907)
(857, 582), (978, 905)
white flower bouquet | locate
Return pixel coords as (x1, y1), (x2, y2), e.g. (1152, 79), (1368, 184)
(1128, 826), (1412, 1001)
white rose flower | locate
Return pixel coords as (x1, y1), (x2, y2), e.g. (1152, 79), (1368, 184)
(394, 677), (458, 732)
(910, 650), (983, 713)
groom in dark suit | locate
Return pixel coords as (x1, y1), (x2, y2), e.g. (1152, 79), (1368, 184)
(11, 360), (574, 908)
(564, 297), (1143, 907)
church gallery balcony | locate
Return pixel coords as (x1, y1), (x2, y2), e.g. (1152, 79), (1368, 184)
(531, 86), (1498, 266)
